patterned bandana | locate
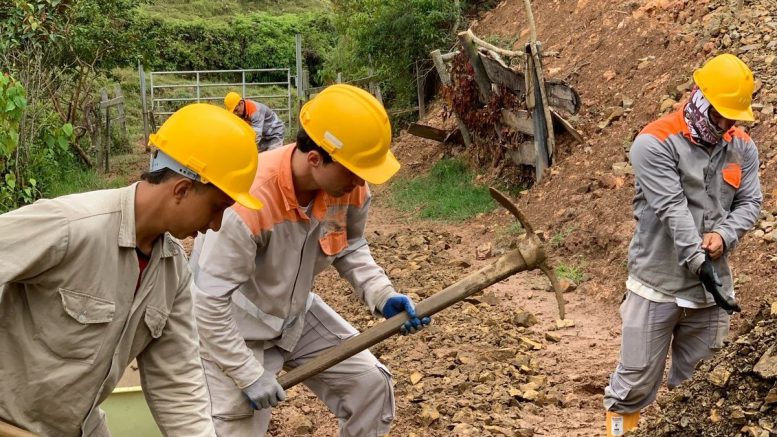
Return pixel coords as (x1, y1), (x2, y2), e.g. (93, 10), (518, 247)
(684, 86), (725, 146)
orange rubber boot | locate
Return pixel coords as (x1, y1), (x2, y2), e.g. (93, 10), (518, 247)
(605, 411), (640, 436)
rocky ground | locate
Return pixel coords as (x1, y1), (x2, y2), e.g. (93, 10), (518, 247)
(633, 303), (777, 437)
(119, 1), (777, 435)
(268, 203), (623, 436)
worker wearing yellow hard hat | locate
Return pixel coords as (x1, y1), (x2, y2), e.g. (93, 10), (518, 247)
(0, 103), (261, 436)
(191, 84), (427, 437)
(603, 53), (760, 436)
(225, 91), (286, 152)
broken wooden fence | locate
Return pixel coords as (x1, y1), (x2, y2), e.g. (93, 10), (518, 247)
(421, 17), (583, 182)
(86, 85), (127, 173)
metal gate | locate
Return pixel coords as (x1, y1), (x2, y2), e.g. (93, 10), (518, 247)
(139, 66), (293, 145)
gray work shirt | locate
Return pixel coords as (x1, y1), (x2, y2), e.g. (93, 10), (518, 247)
(627, 109), (762, 303)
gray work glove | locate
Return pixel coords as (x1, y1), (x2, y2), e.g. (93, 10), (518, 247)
(243, 371), (287, 409)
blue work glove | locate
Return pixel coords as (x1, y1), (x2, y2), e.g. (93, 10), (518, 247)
(381, 294), (431, 335)
(243, 370), (287, 410)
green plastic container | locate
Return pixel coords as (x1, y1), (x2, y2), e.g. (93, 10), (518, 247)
(101, 387), (162, 437)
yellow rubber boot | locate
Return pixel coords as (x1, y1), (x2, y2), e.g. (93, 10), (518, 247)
(606, 411), (640, 436)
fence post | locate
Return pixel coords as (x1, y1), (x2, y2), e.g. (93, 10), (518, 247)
(287, 68), (292, 131)
(113, 84), (127, 141)
(430, 49), (472, 147)
(196, 72), (201, 103)
(415, 60), (426, 119)
(295, 34), (303, 101)
(99, 89), (111, 172)
(149, 72), (157, 131)
(242, 70), (246, 98)
(97, 89), (107, 170)
(302, 69), (310, 101)
(336, 72), (342, 84)
(139, 62), (150, 151)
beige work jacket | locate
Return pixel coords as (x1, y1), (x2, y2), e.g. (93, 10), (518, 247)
(0, 184), (215, 437)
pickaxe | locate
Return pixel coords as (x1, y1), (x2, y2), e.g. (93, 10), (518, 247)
(0, 188), (567, 437)
(278, 187), (566, 389)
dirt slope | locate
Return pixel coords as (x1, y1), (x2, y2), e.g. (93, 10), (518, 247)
(469, 0), (777, 311)
(266, 1), (777, 435)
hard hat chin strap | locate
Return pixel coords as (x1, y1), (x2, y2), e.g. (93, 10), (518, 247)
(149, 149), (203, 182)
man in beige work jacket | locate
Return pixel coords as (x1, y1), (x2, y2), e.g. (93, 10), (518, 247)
(0, 104), (263, 437)
(191, 84), (430, 437)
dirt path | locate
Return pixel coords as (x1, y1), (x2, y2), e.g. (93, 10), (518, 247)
(269, 202), (623, 436)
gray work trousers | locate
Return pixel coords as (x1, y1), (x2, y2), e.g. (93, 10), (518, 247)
(604, 291), (729, 413)
(202, 296), (395, 437)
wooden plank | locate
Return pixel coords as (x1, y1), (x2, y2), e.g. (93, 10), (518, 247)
(114, 84), (128, 139)
(532, 42), (556, 162)
(480, 52), (526, 95)
(457, 30), (492, 103)
(550, 109), (585, 145)
(97, 89), (108, 169)
(481, 51), (580, 114)
(500, 109), (534, 135)
(99, 96), (124, 109)
(416, 61), (426, 119)
(440, 50), (459, 61)
(430, 49), (472, 147)
(468, 32), (524, 58)
(408, 123), (448, 143)
(526, 44), (548, 181)
(508, 141), (537, 166)
(546, 79), (581, 114)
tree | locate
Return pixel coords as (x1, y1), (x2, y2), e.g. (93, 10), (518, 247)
(323, 0), (460, 106)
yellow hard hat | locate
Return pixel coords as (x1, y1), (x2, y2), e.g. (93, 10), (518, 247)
(299, 84), (399, 185)
(224, 91), (242, 113)
(693, 53), (755, 122)
(149, 103), (263, 210)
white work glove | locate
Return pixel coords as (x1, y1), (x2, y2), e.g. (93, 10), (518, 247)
(243, 371), (287, 409)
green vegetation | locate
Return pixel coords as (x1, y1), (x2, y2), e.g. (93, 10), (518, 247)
(130, 11), (336, 73)
(0, 0), (136, 211)
(322, 0), (460, 106)
(391, 159), (495, 221)
(41, 164), (128, 198)
(1, 0), (507, 211)
(140, 0), (331, 19)
(555, 263), (584, 283)
(497, 221), (524, 239)
(550, 226), (577, 247)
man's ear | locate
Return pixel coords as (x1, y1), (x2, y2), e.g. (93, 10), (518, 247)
(171, 177), (195, 203)
(306, 150), (323, 169)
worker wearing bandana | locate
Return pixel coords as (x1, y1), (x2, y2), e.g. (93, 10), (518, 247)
(603, 54), (762, 436)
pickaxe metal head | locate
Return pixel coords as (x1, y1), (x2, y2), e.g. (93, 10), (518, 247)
(489, 187), (566, 320)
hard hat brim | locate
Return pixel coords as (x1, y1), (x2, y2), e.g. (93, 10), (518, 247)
(225, 189), (264, 210)
(335, 149), (401, 185)
(715, 105), (755, 122)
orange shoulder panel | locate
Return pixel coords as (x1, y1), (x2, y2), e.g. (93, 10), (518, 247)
(639, 110), (688, 142)
(725, 127), (751, 143)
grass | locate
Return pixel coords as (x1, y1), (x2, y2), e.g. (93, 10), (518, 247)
(390, 159), (495, 221)
(555, 263), (585, 283)
(497, 221), (524, 239)
(550, 225), (577, 247)
(44, 167), (128, 198)
(140, 0), (332, 20)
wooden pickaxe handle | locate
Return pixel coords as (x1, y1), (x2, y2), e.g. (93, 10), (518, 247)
(0, 420), (37, 437)
(278, 227), (546, 390)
